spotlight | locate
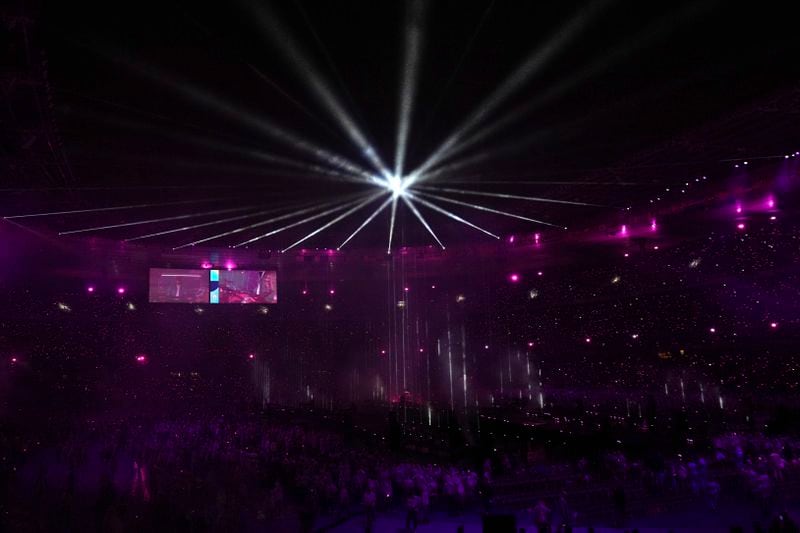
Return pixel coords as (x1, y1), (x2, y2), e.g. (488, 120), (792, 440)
(117, 287), (126, 295)
(224, 261), (236, 271)
(770, 322), (778, 329)
(87, 285), (95, 293)
(387, 175), (406, 198)
(201, 261), (213, 269)
(135, 354), (147, 364)
(248, 353), (255, 360)
(737, 223), (745, 230)
(508, 273), (520, 283)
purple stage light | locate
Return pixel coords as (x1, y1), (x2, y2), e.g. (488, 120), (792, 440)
(302, 289), (308, 295)
(537, 271), (543, 276)
(329, 288), (335, 295)
(508, 235), (515, 244)
(201, 261), (213, 269)
(10, 356), (18, 364)
(527, 341), (534, 347)
(735, 204), (742, 214)
(534, 233), (541, 244)
(737, 223), (745, 230)
(135, 354), (147, 364)
(624, 252), (630, 257)
(248, 353), (255, 360)
(767, 197), (775, 209)
(431, 285), (436, 289)
(484, 345), (489, 350)
(585, 337), (591, 343)
(87, 285), (95, 293)
(620, 224), (628, 236)
(770, 322), (778, 329)
(508, 273), (520, 283)
(650, 219), (657, 231)
(709, 327), (716, 333)
(117, 287), (126, 295)
(224, 261), (236, 271)
(404, 286), (409, 292)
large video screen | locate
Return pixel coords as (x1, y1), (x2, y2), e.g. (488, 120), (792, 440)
(216, 270), (277, 304)
(149, 268), (277, 304)
(149, 269), (209, 303)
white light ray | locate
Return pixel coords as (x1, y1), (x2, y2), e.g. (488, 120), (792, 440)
(417, 185), (607, 207)
(438, 1), (714, 162)
(59, 205), (256, 235)
(123, 58), (379, 183)
(174, 197), (358, 250)
(387, 197), (398, 254)
(434, 179), (639, 186)
(338, 195), (393, 249)
(126, 203), (314, 241)
(401, 195), (445, 249)
(249, 3), (392, 179)
(416, 191), (564, 228)
(408, 0), (610, 180)
(76, 104), (368, 185)
(406, 193), (499, 239)
(282, 193), (384, 252)
(395, 0), (425, 177)
(234, 195), (372, 248)
(5, 197), (222, 219)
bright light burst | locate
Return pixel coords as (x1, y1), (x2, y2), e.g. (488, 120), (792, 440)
(8, 1), (631, 251)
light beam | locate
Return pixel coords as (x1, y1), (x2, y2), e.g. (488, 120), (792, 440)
(408, 0), (610, 181)
(406, 193), (499, 239)
(401, 195), (445, 249)
(126, 203), (315, 242)
(248, 2), (392, 179)
(338, 196), (394, 249)
(174, 196), (360, 249)
(282, 193), (384, 252)
(387, 197), (399, 253)
(415, 191), (564, 228)
(59, 205), (256, 235)
(5, 197), (225, 219)
(395, 0), (425, 177)
(234, 195), (372, 248)
(417, 185), (607, 207)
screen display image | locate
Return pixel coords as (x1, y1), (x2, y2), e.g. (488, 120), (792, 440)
(148, 269), (210, 303)
(217, 270), (277, 304)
